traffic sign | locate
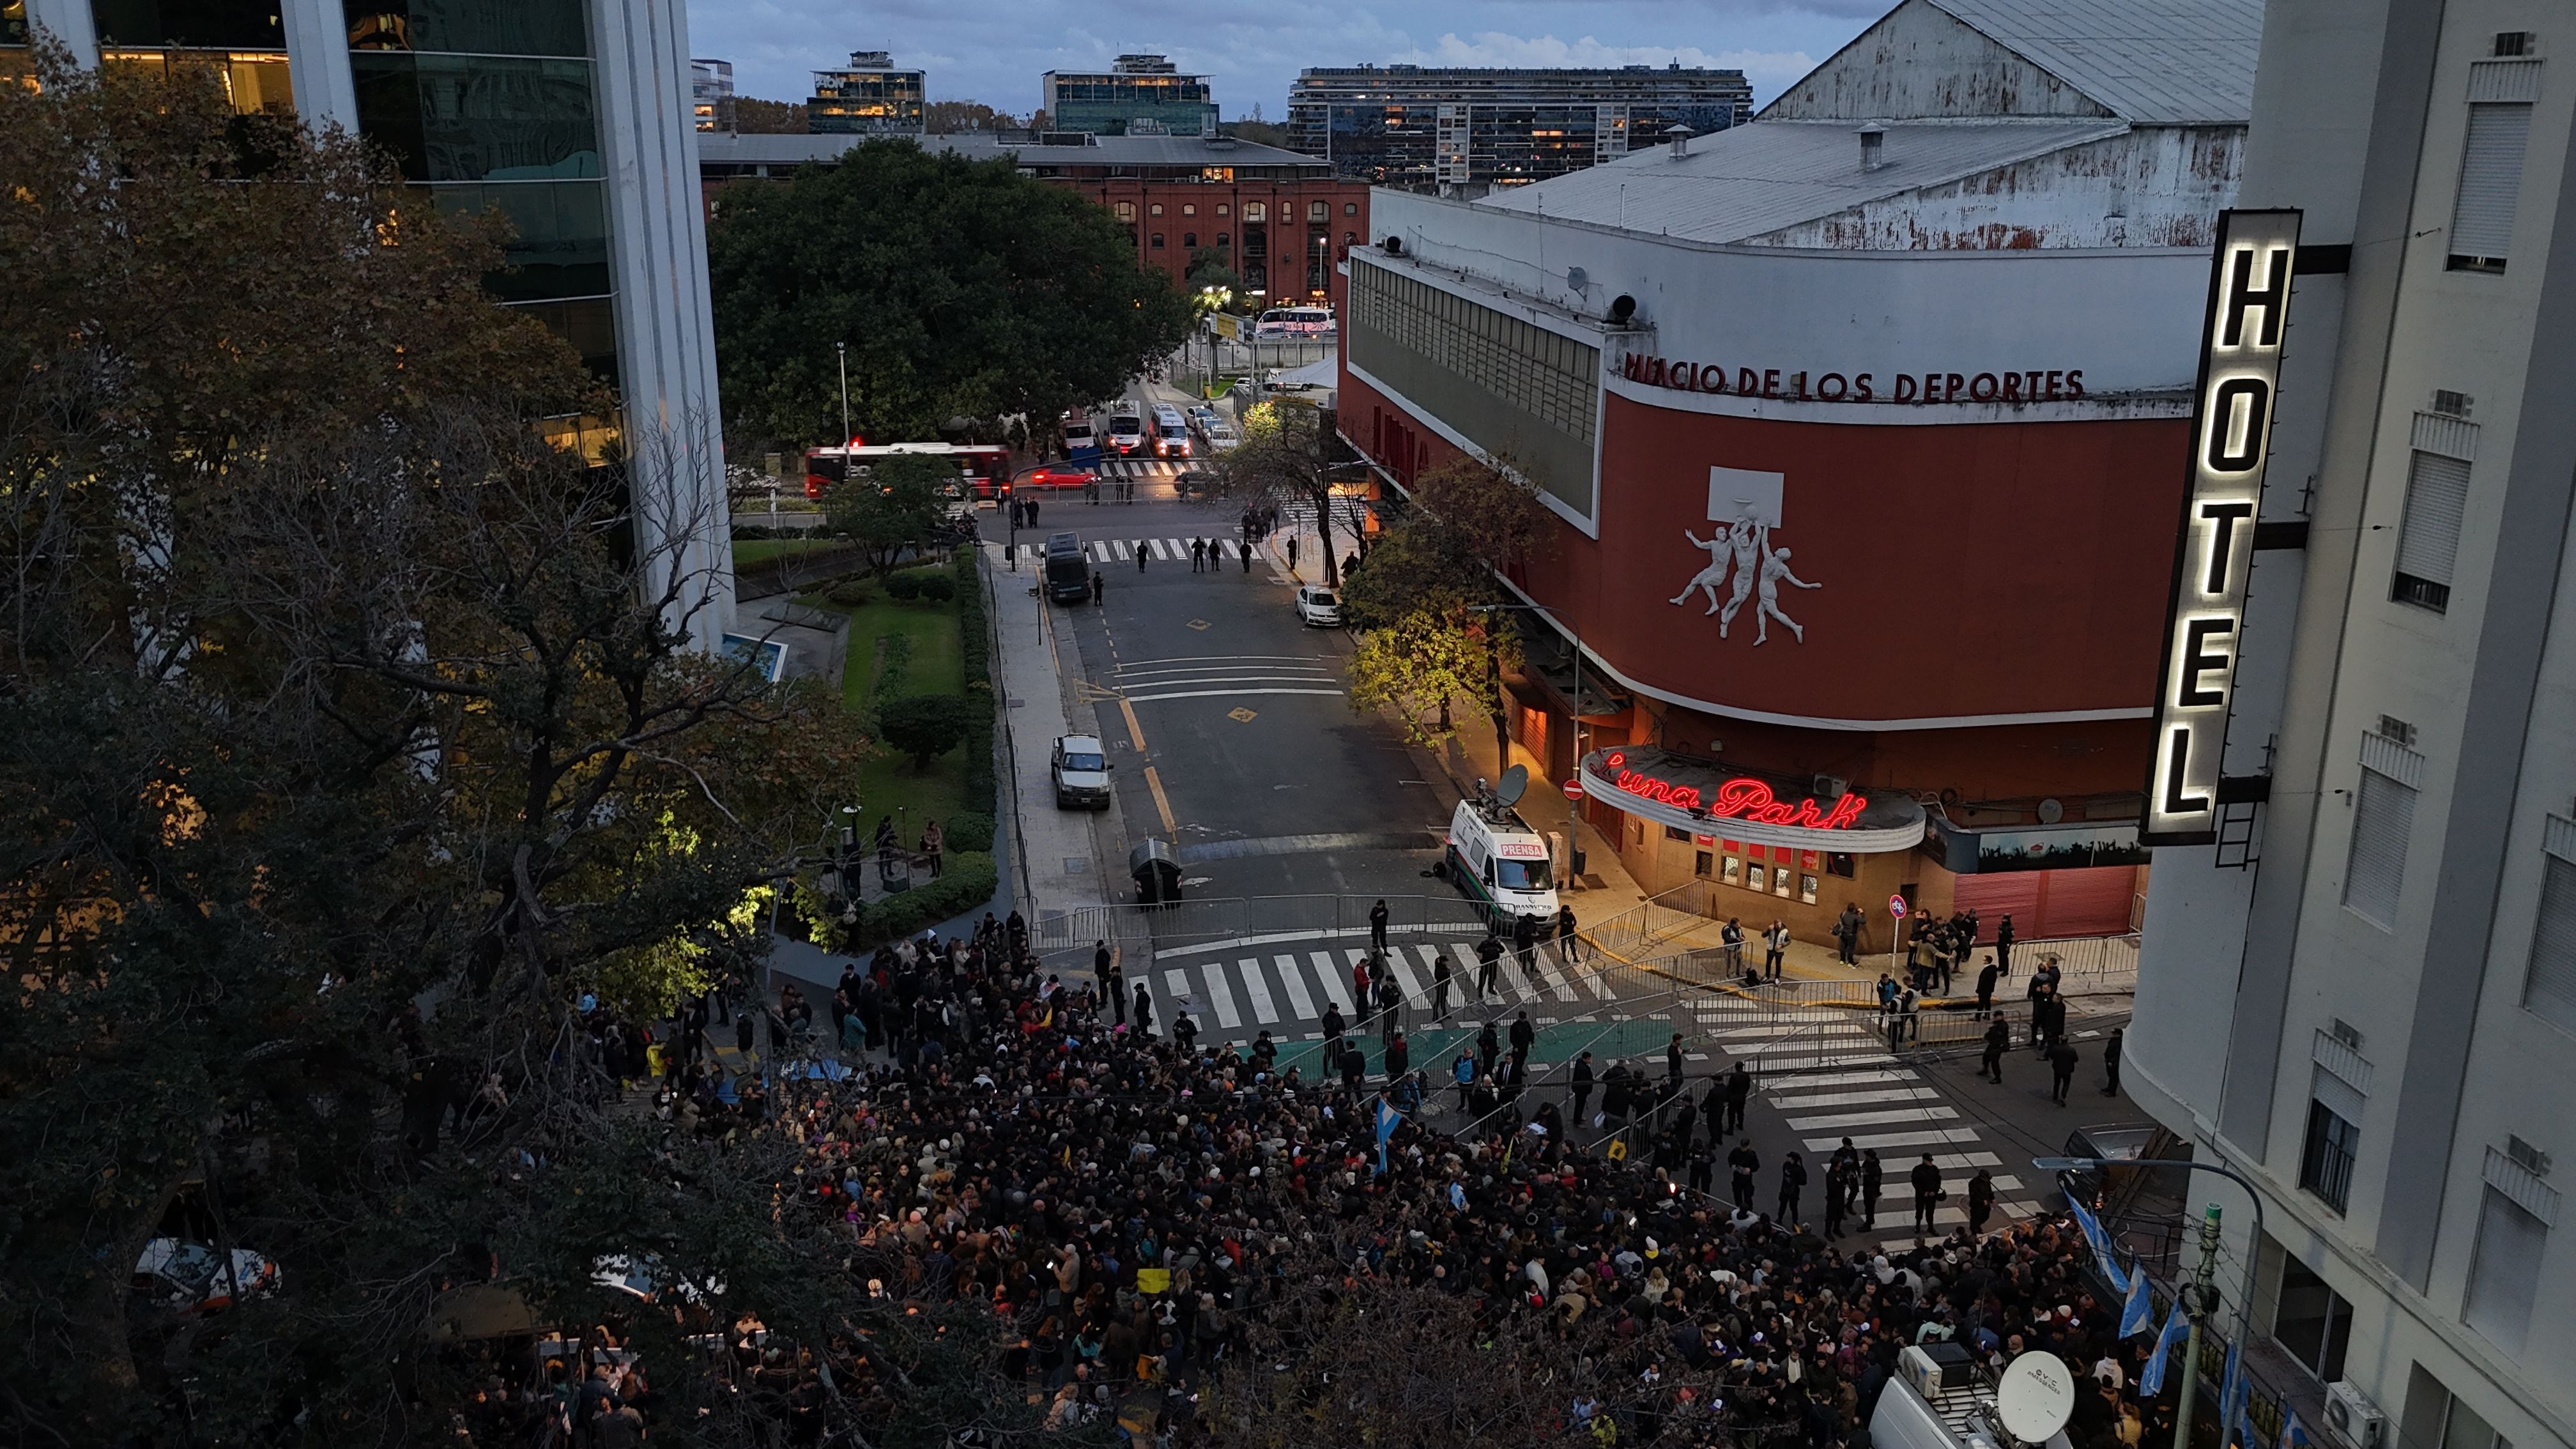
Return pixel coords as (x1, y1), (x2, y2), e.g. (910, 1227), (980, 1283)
(1561, 778), (1584, 801)
(1888, 893), (1908, 918)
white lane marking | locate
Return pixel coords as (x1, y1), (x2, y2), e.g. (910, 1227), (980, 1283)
(1308, 951), (1354, 1018)
(1385, 949), (1429, 1009)
(1123, 687), (1349, 704)
(1200, 961), (1242, 1030)
(1785, 1105), (1962, 1131)
(1234, 959), (1274, 1025)
(1762, 1069), (1922, 1089)
(1803, 1126), (1986, 1153)
(1533, 953), (1579, 1002)
(1163, 969), (1195, 1023)
(1272, 954), (1316, 1021)
(1772, 1085), (1947, 1110)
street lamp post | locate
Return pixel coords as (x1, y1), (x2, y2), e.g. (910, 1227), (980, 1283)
(836, 341), (852, 452)
(1468, 601), (1586, 890)
(2033, 1154), (2266, 1449)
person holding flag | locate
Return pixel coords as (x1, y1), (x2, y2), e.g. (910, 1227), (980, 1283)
(1374, 1094), (1402, 1176)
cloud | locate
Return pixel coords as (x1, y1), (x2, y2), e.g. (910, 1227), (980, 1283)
(1399, 31), (1818, 94)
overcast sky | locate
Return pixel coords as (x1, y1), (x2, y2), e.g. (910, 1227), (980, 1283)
(686, 0), (1891, 118)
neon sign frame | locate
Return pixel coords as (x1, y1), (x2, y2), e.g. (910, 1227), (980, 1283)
(1599, 749), (1869, 832)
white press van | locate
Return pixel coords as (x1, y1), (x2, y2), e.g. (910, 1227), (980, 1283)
(1445, 797), (1559, 921)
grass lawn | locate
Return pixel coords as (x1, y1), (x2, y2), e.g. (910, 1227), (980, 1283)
(732, 537), (834, 567)
(818, 578), (970, 834)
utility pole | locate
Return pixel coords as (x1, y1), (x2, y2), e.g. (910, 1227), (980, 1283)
(836, 341), (852, 450)
(2173, 1202), (2223, 1449)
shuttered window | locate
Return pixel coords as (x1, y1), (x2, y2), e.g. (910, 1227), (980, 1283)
(2343, 765), (2417, 930)
(2449, 102), (2532, 271)
(2526, 833), (2576, 1034)
(2463, 1185), (2545, 1354)
(2393, 451), (2471, 611)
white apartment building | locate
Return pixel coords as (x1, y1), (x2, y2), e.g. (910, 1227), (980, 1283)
(2134, 3), (2574, 1449)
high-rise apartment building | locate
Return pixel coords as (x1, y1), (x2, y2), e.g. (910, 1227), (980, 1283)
(808, 50), (924, 135)
(1042, 54), (1215, 137)
(6, 0), (733, 648)
(691, 56), (733, 132)
(1288, 63), (1752, 190)
(2132, 2), (2575, 1447)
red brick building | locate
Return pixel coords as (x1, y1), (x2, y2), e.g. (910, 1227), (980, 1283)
(698, 131), (1368, 310)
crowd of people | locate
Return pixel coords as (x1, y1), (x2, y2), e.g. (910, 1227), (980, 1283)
(500, 912), (2182, 1448)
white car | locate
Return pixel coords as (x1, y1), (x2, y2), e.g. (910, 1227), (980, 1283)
(1051, 733), (1113, 809)
(1202, 420), (1241, 453)
(1295, 585), (1342, 627)
(134, 1238), (280, 1314)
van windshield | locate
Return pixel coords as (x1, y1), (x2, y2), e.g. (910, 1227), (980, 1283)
(1496, 858), (1551, 891)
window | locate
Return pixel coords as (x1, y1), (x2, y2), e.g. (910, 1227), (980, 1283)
(2450, 101), (2533, 272)
(1149, 233), (1164, 250)
(1695, 851), (1713, 879)
(1243, 201), (1265, 222)
(2464, 1184), (2545, 1354)
(1307, 200), (1328, 221)
(1182, 231), (1197, 248)
(1150, 203), (1164, 216)
(1344, 201), (1358, 215)
(1747, 863), (1768, 893)
(2394, 450), (2471, 610)
(1721, 855), (1741, 886)
(1215, 232), (1229, 248)
(1664, 825), (1691, 843)
(2343, 745), (2420, 929)
(1800, 874), (1820, 905)
(1775, 869), (1793, 898)
(1113, 200), (1135, 221)
(2299, 1092), (2361, 1213)
(1827, 852), (1857, 879)
(2525, 824), (2576, 1034)
(1216, 203), (1229, 217)
(1181, 204), (1195, 216)
(2270, 1250), (2352, 1383)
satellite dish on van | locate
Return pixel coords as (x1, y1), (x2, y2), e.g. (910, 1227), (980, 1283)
(1495, 764), (1529, 808)
(1995, 1351), (2078, 1445)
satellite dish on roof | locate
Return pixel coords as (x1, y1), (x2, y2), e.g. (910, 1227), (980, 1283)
(1995, 1351), (2077, 1445)
(1495, 764), (1529, 808)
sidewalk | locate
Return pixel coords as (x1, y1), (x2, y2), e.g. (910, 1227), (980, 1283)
(982, 540), (1114, 926)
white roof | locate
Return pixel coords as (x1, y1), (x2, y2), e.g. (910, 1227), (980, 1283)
(1477, 118), (2128, 244)
(1920, 0), (2260, 124)
(1271, 357), (1338, 388)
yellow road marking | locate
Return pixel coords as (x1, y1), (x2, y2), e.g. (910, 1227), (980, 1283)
(1118, 697), (1148, 752)
(1142, 765), (1179, 834)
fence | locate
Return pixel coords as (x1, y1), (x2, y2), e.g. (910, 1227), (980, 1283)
(1582, 880), (1721, 964)
(1029, 892), (1502, 969)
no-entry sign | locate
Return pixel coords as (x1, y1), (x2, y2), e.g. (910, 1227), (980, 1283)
(1562, 778), (1584, 801)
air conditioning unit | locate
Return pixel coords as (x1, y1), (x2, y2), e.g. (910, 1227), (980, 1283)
(1814, 774), (1850, 800)
(1897, 1343), (1972, 1399)
(2325, 1381), (2386, 1449)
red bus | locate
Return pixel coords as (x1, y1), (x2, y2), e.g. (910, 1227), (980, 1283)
(804, 443), (1012, 502)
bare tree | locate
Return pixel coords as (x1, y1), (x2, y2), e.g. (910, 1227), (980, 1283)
(1203, 398), (1365, 585)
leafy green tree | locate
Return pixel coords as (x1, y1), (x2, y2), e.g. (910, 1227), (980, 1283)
(708, 139), (1195, 450)
(1338, 456), (1554, 759)
(1186, 246), (1241, 303)
(1202, 397), (1363, 584)
(822, 450), (950, 576)
(0, 55), (1025, 1448)
(875, 693), (975, 767)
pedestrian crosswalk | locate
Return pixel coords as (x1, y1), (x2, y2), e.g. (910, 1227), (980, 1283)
(1010, 537), (1271, 569)
(1085, 457), (1188, 479)
(1138, 939), (1602, 1044)
(1685, 995), (2051, 1249)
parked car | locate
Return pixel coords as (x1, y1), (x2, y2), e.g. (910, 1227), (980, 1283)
(1202, 420), (1241, 453)
(1294, 585), (1342, 627)
(1186, 404), (1219, 435)
(1022, 464), (1096, 491)
(134, 1238), (279, 1314)
(1052, 734), (1113, 809)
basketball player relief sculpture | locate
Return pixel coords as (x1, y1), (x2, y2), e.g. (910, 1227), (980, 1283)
(1667, 468), (1819, 645)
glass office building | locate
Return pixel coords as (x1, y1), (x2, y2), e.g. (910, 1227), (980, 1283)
(1288, 64), (1751, 190)
(1043, 54), (1215, 137)
(808, 50), (923, 135)
(14, 0), (735, 648)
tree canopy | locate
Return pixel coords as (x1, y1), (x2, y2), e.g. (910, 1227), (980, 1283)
(0, 54), (934, 1446)
(707, 139), (1195, 452)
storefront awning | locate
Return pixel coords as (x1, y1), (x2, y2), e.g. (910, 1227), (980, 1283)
(1579, 746), (1927, 854)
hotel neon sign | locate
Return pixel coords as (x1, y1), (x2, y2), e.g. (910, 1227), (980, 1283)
(2142, 209), (2303, 846)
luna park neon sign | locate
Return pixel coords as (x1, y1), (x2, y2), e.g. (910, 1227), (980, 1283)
(1600, 751), (1867, 832)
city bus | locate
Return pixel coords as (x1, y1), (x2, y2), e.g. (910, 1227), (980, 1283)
(804, 442), (1012, 501)
(1253, 306), (1335, 339)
